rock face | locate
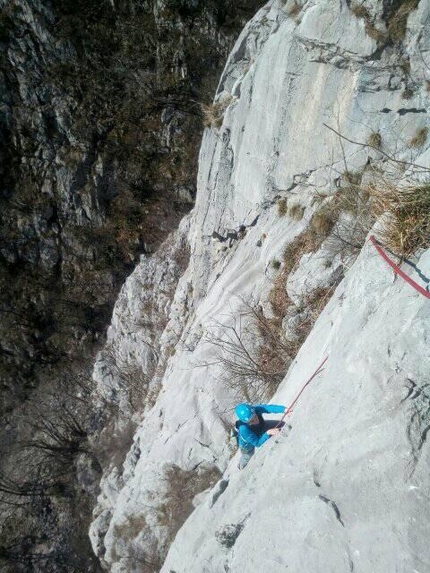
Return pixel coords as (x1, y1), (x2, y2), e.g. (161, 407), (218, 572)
(90, 0), (430, 571)
(0, 0), (263, 571)
(162, 242), (430, 573)
(0, 0), (262, 415)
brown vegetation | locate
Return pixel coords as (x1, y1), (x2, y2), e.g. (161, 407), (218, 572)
(351, 4), (370, 19)
(368, 182), (430, 256)
(387, 0), (419, 42)
(157, 464), (221, 548)
(277, 198), (288, 216)
(287, 202), (305, 220)
(351, 0), (418, 42)
(368, 131), (382, 148)
(365, 23), (387, 43)
(287, 2), (302, 18)
(402, 86), (415, 100)
(201, 96), (232, 129)
(204, 300), (290, 401)
(350, 4), (387, 42)
(408, 127), (428, 148)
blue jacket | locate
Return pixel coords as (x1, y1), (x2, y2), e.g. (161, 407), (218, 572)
(237, 404), (285, 451)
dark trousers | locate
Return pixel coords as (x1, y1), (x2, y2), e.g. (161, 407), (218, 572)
(238, 420), (285, 469)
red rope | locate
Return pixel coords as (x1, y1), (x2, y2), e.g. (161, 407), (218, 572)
(276, 356), (328, 428)
(370, 235), (430, 300)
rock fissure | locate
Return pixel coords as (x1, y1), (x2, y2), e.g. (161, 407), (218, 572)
(318, 494), (345, 527)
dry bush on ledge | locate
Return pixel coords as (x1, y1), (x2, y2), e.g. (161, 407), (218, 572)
(157, 464), (221, 547)
(408, 127), (428, 148)
(368, 182), (430, 256)
(201, 96), (232, 129)
(203, 299), (291, 402)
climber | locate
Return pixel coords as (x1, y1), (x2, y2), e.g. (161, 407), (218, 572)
(235, 403), (286, 469)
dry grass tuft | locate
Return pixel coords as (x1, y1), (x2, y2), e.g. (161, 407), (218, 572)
(400, 58), (411, 76)
(408, 127), (428, 148)
(334, 185), (370, 215)
(269, 269), (292, 318)
(310, 207), (337, 236)
(204, 299), (291, 401)
(201, 96), (232, 129)
(368, 182), (430, 256)
(343, 170), (363, 186)
(282, 226), (325, 277)
(113, 515), (148, 541)
(351, 4), (370, 19)
(350, 4), (387, 42)
(157, 464), (221, 544)
(365, 23), (387, 42)
(387, 0), (419, 42)
(287, 1), (302, 17)
(368, 131), (382, 148)
(402, 86), (415, 100)
(277, 198), (288, 216)
(287, 202), (305, 220)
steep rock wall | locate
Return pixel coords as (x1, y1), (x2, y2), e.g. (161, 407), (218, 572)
(0, 1), (265, 571)
(91, 0), (430, 571)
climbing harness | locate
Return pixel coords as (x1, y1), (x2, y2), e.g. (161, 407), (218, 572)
(370, 235), (430, 300)
(276, 355), (328, 429)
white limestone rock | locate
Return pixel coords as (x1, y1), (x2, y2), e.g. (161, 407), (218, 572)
(90, 0), (430, 570)
(162, 241), (430, 573)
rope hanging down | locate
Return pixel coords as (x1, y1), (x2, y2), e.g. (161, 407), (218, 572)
(370, 235), (430, 300)
(276, 356), (328, 429)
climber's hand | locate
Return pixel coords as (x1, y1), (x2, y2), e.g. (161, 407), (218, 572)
(267, 428), (281, 436)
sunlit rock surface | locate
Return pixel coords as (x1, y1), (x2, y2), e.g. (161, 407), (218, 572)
(91, 0), (430, 571)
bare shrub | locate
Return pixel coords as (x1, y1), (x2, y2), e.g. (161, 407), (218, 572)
(113, 514), (148, 541)
(287, 1), (302, 18)
(94, 417), (137, 470)
(365, 23), (387, 42)
(399, 58), (411, 76)
(368, 182), (430, 256)
(312, 184), (373, 261)
(17, 372), (99, 474)
(112, 514), (161, 573)
(368, 131), (382, 148)
(402, 86), (415, 100)
(157, 464), (221, 547)
(102, 345), (157, 411)
(269, 268), (293, 318)
(287, 202), (305, 220)
(351, 4), (369, 19)
(201, 96), (232, 129)
(408, 127), (428, 148)
(277, 198), (288, 216)
(332, 184), (370, 216)
(343, 169), (363, 186)
(387, 0), (419, 42)
(172, 240), (191, 274)
(284, 285), (338, 355)
(350, 4), (387, 42)
(282, 224), (327, 276)
(204, 300), (291, 401)
(310, 206), (337, 236)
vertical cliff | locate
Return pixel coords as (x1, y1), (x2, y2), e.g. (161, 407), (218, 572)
(0, 1), (263, 570)
(90, 0), (430, 571)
